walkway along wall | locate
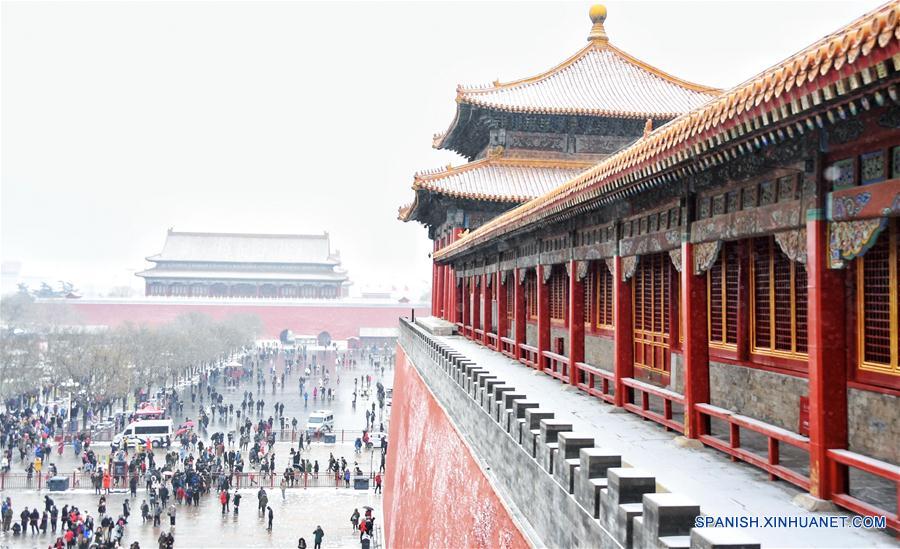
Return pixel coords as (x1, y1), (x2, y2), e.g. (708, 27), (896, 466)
(383, 340), (530, 549)
(391, 317), (759, 549)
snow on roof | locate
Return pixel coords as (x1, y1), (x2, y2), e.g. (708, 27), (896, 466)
(148, 231), (340, 265)
(454, 43), (719, 119)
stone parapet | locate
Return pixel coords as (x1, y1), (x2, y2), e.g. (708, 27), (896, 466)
(398, 318), (760, 549)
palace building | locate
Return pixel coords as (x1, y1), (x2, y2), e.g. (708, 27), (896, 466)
(401, 3), (900, 532)
(137, 230), (350, 298)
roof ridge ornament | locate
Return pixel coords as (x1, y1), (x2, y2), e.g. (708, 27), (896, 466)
(587, 4), (609, 43)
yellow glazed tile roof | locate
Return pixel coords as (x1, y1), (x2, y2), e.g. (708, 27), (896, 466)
(435, 1), (900, 261)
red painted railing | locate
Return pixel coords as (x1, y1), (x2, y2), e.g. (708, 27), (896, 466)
(485, 332), (499, 350)
(827, 449), (900, 532)
(542, 351), (570, 382)
(473, 328), (484, 341)
(573, 361), (615, 404)
(499, 337), (516, 359)
(518, 344), (538, 368)
(695, 403), (810, 490)
(622, 377), (684, 433)
(442, 319), (897, 529)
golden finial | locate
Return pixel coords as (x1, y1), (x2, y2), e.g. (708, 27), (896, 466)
(587, 4), (608, 43)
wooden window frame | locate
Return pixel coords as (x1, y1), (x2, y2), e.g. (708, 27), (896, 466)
(596, 262), (615, 331)
(750, 236), (808, 370)
(526, 270), (537, 320)
(856, 219), (899, 378)
(632, 253), (672, 375)
(548, 267), (568, 324)
(506, 276), (514, 321)
(708, 241), (739, 350)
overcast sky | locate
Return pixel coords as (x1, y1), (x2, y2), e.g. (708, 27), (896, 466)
(1, 0), (884, 296)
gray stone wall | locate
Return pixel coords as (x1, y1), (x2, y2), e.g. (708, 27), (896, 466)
(551, 326), (567, 354)
(676, 357), (898, 464)
(708, 360), (807, 432)
(586, 335), (615, 370)
(848, 388), (900, 464)
(526, 323), (536, 346)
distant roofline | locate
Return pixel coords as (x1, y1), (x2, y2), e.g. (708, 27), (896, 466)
(434, 25), (721, 152)
(166, 229), (330, 240)
(457, 41), (721, 100)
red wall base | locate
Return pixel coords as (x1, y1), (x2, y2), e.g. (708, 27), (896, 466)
(37, 300), (427, 339)
(384, 346), (529, 549)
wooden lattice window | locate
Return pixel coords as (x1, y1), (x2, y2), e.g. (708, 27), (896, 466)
(751, 236), (808, 359)
(857, 220), (899, 375)
(549, 268), (567, 321)
(633, 253), (672, 373)
(584, 266), (594, 326)
(456, 282), (463, 323)
(708, 241), (740, 348)
(596, 262), (614, 328)
(506, 276), (514, 320)
(526, 270), (537, 319)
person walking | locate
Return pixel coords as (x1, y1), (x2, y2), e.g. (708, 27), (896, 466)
(313, 525), (325, 549)
(280, 477), (286, 500)
(266, 506), (273, 531)
(167, 503), (176, 530)
(257, 488), (268, 516)
(233, 491), (241, 515)
(350, 508), (360, 531)
(374, 473), (382, 494)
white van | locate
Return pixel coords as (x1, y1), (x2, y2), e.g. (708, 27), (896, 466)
(305, 410), (334, 435)
(112, 419), (174, 448)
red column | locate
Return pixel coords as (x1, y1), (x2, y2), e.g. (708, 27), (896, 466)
(462, 277), (470, 334)
(514, 269), (526, 360)
(807, 216), (848, 499)
(681, 242), (710, 438)
(449, 268), (458, 324)
(536, 265), (551, 372)
(435, 264), (445, 318)
(568, 260), (585, 386)
(472, 277), (482, 339)
(444, 265), (456, 321)
(613, 257), (634, 407)
(431, 261), (437, 316)
(483, 273), (493, 347)
(497, 272), (508, 343)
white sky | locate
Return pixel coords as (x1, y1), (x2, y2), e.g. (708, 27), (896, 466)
(1, 0), (885, 296)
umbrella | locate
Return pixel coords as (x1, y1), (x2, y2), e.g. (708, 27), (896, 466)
(363, 506), (374, 511)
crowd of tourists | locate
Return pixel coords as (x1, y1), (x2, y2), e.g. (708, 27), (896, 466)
(0, 342), (390, 548)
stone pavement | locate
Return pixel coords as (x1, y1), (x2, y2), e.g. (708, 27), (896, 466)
(0, 487), (382, 548)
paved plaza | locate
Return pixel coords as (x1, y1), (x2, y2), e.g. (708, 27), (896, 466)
(0, 349), (391, 548)
(0, 488), (381, 548)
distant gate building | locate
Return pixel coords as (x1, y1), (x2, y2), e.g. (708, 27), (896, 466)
(137, 230), (350, 298)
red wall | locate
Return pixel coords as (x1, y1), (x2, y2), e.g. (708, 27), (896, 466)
(40, 301), (427, 340)
(384, 346), (529, 549)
